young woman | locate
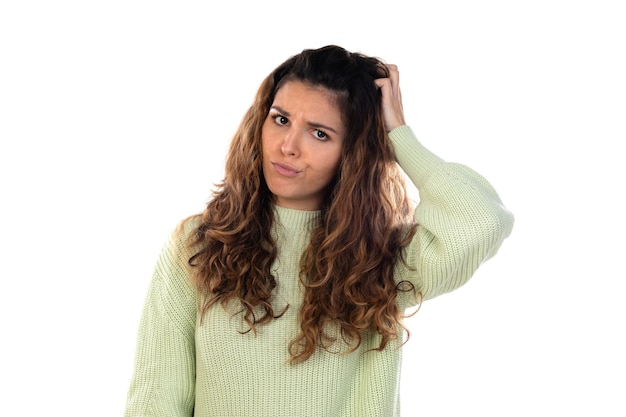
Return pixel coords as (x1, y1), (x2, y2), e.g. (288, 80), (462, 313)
(124, 45), (514, 417)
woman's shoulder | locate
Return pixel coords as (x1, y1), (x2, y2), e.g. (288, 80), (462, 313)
(176, 213), (203, 238)
(166, 213), (204, 262)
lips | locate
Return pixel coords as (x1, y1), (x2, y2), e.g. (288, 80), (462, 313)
(272, 162), (301, 177)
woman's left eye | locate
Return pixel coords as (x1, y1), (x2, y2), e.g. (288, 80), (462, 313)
(313, 129), (328, 140)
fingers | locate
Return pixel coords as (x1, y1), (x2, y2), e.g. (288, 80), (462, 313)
(375, 64), (406, 132)
(375, 64), (398, 88)
(387, 65), (403, 109)
(386, 64), (400, 91)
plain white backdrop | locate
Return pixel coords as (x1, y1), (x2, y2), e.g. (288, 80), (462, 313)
(1, 1), (624, 415)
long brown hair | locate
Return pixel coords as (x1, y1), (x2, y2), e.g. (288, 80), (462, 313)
(187, 45), (417, 363)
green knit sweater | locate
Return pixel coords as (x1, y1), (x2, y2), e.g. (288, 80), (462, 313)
(124, 126), (514, 417)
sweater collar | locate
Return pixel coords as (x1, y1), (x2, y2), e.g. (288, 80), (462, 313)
(272, 205), (320, 231)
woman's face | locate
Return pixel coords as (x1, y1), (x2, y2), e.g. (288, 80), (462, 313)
(262, 80), (345, 211)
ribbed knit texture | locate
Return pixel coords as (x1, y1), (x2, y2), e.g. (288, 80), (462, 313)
(124, 126), (514, 417)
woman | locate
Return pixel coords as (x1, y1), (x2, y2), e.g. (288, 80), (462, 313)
(124, 45), (514, 417)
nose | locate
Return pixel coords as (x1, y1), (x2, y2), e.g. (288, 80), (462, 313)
(280, 128), (301, 158)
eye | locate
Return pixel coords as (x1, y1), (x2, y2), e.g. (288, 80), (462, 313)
(273, 115), (288, 126)
(313, 129), (329, 141)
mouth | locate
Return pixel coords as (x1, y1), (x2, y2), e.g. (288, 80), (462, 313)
(272, 162), (301, 177)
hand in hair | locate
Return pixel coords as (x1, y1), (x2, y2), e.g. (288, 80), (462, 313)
(374, 64), (407, 133)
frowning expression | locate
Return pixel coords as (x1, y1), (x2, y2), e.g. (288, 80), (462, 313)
(262, 81), (345, 211)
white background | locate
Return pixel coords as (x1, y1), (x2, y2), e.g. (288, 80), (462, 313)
(1, 1), (625, 416)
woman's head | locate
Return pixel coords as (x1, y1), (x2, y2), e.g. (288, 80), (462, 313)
(225, 45), (395, 209)
(261, 80), (346, 211)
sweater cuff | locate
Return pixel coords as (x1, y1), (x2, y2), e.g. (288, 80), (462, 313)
(389, 125), (445, 188)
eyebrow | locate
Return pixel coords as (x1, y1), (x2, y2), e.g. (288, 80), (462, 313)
(270, 105), (340, 134)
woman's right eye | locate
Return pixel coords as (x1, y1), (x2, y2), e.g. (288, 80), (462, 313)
(274, 115), (288, 126)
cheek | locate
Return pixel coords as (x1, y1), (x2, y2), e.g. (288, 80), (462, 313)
(321, 150), (343, 179)
(261, 126), (280, 154)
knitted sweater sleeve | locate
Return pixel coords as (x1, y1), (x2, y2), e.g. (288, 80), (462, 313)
(124, 223), (197, 417)
(390, 126), (514, 302)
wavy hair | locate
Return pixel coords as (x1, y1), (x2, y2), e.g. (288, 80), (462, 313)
(186, 45), (418, 363)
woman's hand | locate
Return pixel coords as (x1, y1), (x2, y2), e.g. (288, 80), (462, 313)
(374, 64), (406, 133)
